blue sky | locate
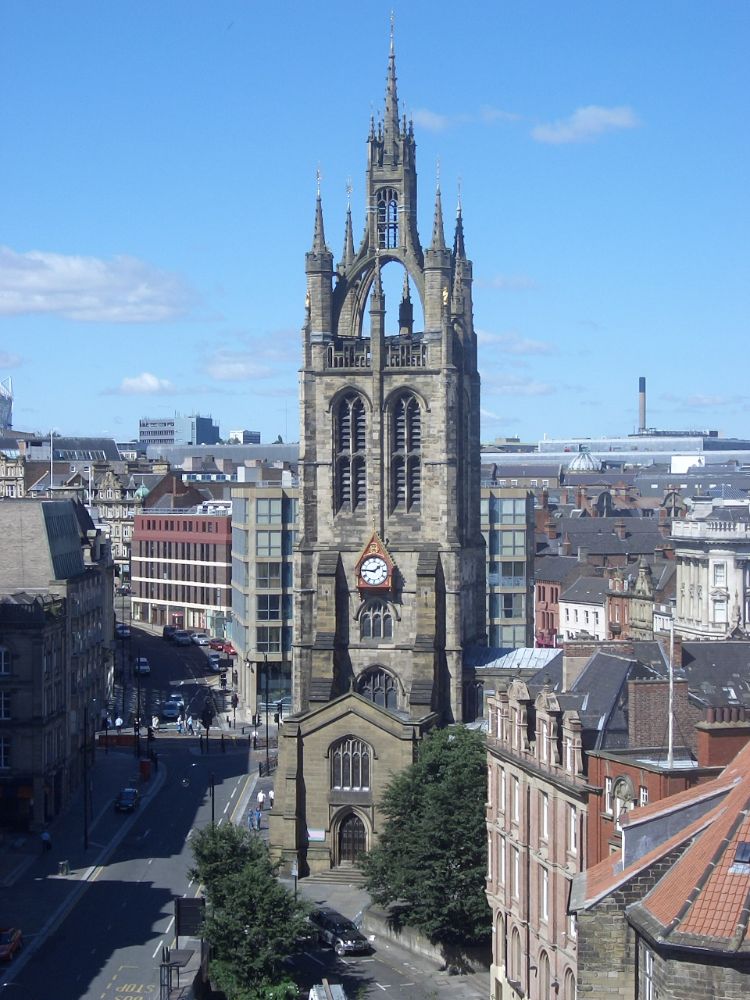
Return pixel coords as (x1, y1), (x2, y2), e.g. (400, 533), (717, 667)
(1, 1), (748, 445)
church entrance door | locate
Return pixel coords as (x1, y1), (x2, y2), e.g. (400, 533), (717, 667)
(338, 813), (366, 864)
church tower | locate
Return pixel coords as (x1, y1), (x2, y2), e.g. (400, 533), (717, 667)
(270, 33), (485, 875)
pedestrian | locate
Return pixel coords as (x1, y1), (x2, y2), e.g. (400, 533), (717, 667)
(115, 716), (123, 734)
(269, 789), (275, 810)
(254, 807), (262, 831)
(40, 830), (52, 852)
(252, 730), (258, 750)
(177, 718), (183, 735)
(152, 715), (159, 732)
(257, 789), (266, 811)
(187, 715), (194, 735)
(247, 810), (255, 831)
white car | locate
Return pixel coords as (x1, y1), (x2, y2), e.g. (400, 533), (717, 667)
(160, 701), (181, 720)
(191, 633), (210, 645)
(115, 623), (131, 639)
(133, 657), (151, 676)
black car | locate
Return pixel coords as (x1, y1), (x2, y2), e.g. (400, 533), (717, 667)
(308, 908), (371, 956)
(114, 787), (140, 813)
(162, 626), (178, 641)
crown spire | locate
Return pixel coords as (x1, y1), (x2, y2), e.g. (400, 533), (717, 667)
(453, 188), (466, 259)
(311, 168), (327, 253)
(429, 179), (446, 251)
(341, 180), (355, 267)
(383, 14), (400, 147)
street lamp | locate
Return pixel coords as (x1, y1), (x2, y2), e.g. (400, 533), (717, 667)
(263, 652), (270, 774)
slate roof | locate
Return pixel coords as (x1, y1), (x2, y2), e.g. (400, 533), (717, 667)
(560, 575), (608, 606)
(534, 555), (583, 584)
(678, 641), (750, 708)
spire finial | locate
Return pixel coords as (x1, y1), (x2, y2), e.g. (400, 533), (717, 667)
(430, 177), (446, 251)
(457, 176), (462, 213)
(346, 177), (352, 208)
(383, 15), (400, 146)
(390, 9), (395, 53)
(316, 166), (322, 198)
(311, 173), (326, 253)
(453, 179), (466, 259)
(436, 157), (441, 192)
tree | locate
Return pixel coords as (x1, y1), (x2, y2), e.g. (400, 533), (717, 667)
(361, 726), (491, 947)
(191, 824), (309, 1000)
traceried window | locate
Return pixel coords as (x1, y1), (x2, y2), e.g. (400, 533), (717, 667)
(377, 188), (399, 249)
(358, 667), (398, 710)
(335, 393), (367, 512)
(0, 646), (9, 675)
(360, 600), (393, 640)
(390, 393), (421, 511)
(331, 737), (371, 790)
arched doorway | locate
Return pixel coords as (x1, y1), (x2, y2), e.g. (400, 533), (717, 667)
(338, 812), (367, 864)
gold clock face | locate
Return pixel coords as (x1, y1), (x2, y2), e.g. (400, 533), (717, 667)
(360, 555), (389, 586)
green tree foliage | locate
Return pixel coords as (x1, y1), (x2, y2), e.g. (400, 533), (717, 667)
(361, 726), (491, 947)
(191, 824), (308, 1000)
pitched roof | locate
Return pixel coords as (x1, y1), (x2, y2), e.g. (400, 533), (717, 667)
(534, 555), (582, 584)
(560, 575), (608, 605)
(574, 741), (750, 955)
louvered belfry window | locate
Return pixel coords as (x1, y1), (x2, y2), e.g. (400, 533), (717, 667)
(391, 393), (421, 511)
(336, 393), (367, 512)
(377, 188), (399, 249)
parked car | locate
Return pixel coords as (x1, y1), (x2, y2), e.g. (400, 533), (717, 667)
(206, 652), (222, 672)
(115, 623), (131, 639)
(308, 908), (371, 956)
(0, 927), (22, 961)
(133, 657), (151, 675)
(208, 638), (237, 655)
(114, 787), (140, 813)
(190, 632), (210, 645)
(160, 701), (181, 721)
(173, 630), (193, 646)
(163, 625), (178, 641)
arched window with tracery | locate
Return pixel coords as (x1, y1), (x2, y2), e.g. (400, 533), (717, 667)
(335, 393), (367, 512)
(390, 393), (421, 511)
(331, 737), (371, 790)
(358, 667), (398, 710)
(377, 188), (399, 249)
(360, 600), (393, 641)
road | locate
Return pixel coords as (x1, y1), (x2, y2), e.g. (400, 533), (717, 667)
(1, 626), (484, 1000)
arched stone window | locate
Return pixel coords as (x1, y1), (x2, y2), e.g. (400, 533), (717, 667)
(335, 393), (367, 512)
(331, 737), (371, 790)
(377, 188), (399, 249)
(510, 927), (522, 985)
(539, 951), (551, 998)
(358, 667), (398, 710)
(360, 600), (393, 641)
(390, 393), (421, 511)
(564, 967), (576, 1000)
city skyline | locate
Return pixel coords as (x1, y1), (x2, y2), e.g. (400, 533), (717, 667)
(1, 1), (748, 444)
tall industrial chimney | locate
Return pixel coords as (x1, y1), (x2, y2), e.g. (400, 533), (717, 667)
(638, 376), (646, 433)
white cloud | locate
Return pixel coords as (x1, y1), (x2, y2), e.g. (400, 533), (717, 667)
(0, 246), (194, 322)
(0, 350), (22, 368)
(412, 105), (519, 133)
(205, 349), (274, 382)
(484, 374), (556, 397)
(662, 391), (743, 409)
(532, 105), (640, 145)
(478, 329), (556, 356)
(109, 372), (176, 395)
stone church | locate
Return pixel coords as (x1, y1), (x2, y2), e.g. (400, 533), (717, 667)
(269, 34), (485, 875)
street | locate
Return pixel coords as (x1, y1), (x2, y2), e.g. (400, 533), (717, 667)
(0, 625), (486, 1000)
